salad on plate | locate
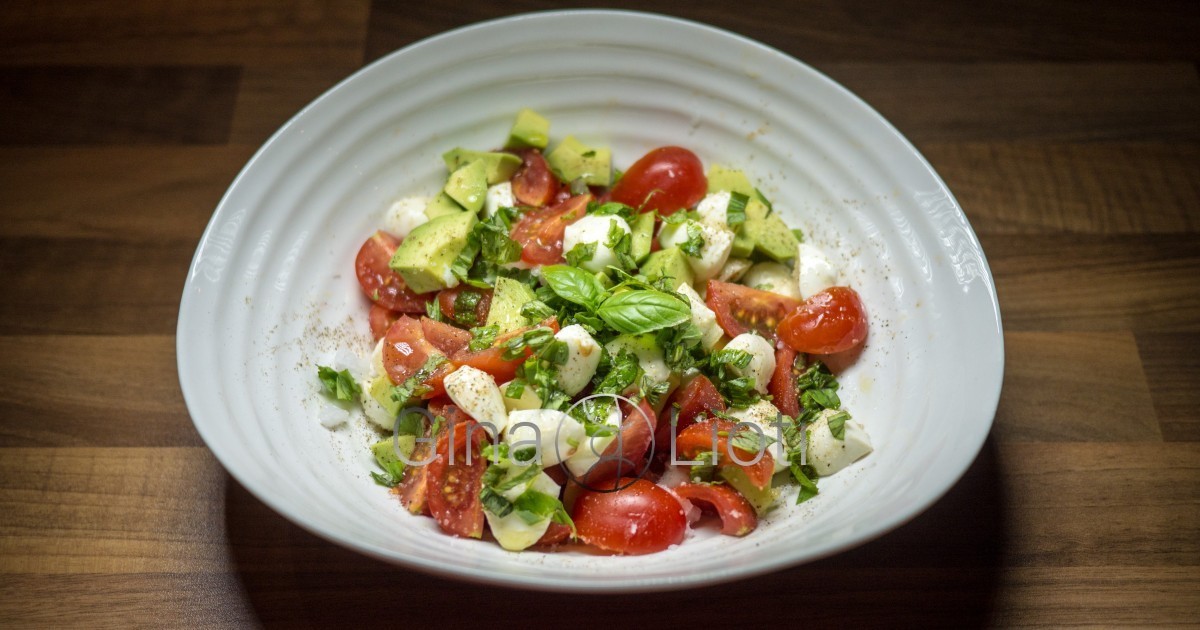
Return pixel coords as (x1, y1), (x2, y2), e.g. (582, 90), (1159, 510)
(316, 109), (874, 554)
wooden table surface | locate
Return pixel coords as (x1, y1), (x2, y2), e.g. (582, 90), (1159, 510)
(2, 1), (1198, 627)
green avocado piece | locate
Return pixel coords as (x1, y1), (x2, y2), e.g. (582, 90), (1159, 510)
(629, 212), (656, 265)
(506, 108), (550, 150)
(718, 467), (778, 516)
(485, 276), (537, 335)
(442, 148), (522, 185)
(546, 135), (611, 186)
(641, 247), (694, 289)
(444, 159), (488, 213)
(372, 434), (416, 474)
(424, 191), (465, 220)
(742, 198), (797, 262)
(706, 165), (756, 197)
(367, 375), (402, 417)
(389, 210), (477, 293)
(730, 230), (755, 259)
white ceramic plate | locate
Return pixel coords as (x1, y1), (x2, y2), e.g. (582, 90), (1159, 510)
(178, 10), (1003, 592)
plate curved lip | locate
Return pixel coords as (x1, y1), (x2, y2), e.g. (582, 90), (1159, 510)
(177, 8), (1005, 592)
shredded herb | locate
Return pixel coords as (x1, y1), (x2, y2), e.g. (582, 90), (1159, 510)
(726, 191), (748, 227)
(316, 366), (361, 401)
(680, 222), (706, 258)
(390, 355), (447, 405)
(468, 324), (499, 352)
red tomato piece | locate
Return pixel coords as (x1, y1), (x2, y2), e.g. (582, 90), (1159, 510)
(609, 146), (706, 215)
(451, 318), (560, 382)
(510, 193), (590, 265)
(654, 375), (725, 454)
(768, 345), (803, 418)
(368, 303), (402, 342)
(436, 287), (493, 328)
(511, 149), (560, 207)
(426, 419), (491, 539)
(381, 316), (454, 398)
(571, 478), (687, 555)
(675, 418), (775, 490)
(420, 316), (471, 357)
(778, 287), (868, 355)
(705, 279), (802, 342)
(534, 521), (573, 547)
(354, 231), (434, 312)
(672, 482), (758, 536)
(575, 397), (658, 489)
(396, 425), (439, 515)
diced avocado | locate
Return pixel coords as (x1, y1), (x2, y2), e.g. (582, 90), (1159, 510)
(730, 230), (755, 259)
(444, 159), (488, 213)
(742, 198), (798, 262)
(719, 467), (778, 516)
(442, 148), (522, 185)
(546, 135), (611, 186)
(506, 108), (550, 150)
(367, 375), (402, 417)
(424, 191), (465, 220)
(629, 212), (656, 264)
(372, 435), (416, 474)
(594, 270), (614, 290)
(501, 380), (541, 412)
(641, 247), (695, 288)
(485, 276), (537, 335)
(706, 165), (756, 197)
(389, 210), (477, 293)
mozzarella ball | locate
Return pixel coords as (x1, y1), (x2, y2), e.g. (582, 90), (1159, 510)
(443, 365), (508, 435)
(562, 214), (632, 273)
(383, 197), (429, 237)
(722, 333), (776, 394)
(742, 262), (801, 300)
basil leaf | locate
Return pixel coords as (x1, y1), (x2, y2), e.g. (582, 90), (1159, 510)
(541, 265), (608, 310)
(316, 366), (360, 401)
(564, 241), (597, 268)
(789, 461), (819, 504)
(596, 289), (690, 334)
(726, 191), (748, 227)
(826, 410), (850, 440)
(468, 324), (499, 352)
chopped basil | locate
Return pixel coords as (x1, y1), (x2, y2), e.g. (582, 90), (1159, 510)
(731, 427), (775, 454)
(789, 459), (819, 504)
(826, 410), (850, 440)
(596, 289), (690, 334)
(792, 228), (805, 243)
(705, 348), (761, 407)
(605, 219), (637, 270)
(680, 222), (705, 258)
(589, 201), (635, 222)
(564, 241), (597, 268)
(520, 300), (556, 324)
(754, 188), (774, 214)
(592, 348), (642, 396)
(541, 264), (608, 310)
(726, 191), (748, 227)
(389, 355), (447, 405)
(468, 324), (499, 352)
(316, 365), (361, 401)
(453, 290), (483, 326)
(425, 297), (445, 322)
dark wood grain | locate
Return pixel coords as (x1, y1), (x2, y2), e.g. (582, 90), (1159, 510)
(1136, 333), (1200, 441)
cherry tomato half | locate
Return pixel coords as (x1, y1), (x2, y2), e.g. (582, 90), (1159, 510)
(609, 146), (706, 215)
(675, 418), (775, 490)
(451, 318), (560, 382)
(654, 375), (725, 454)
(426, 418), (491, 539)
(777, 286), (868, 355)
(572, 478), (687, 555)
(511, 149), (560, 207)
(672, 482), (757, 536)
(354, 231), (433, 312)
(575, 397), (658, 489)
(436, 286), (493, 328)
(768, 345), (803, 418)
(368, 303), (402, 342)
(705, 279), (802, 342)
(510, 193), (590, 265)
(381, 316), (455, 398)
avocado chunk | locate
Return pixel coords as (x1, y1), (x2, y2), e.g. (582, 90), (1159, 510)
(442, 148), (522, 185)
(730, 230), (755, 259)
(367, 375), (403, 418)
(389, 210), (477, 293)
(546, 135), (611, 186)
(706, 165), (757, 197)
(629, 212), (656, 265)
(641, 247), (695, 288)
(742, 198), (798, 262)
(718, 467), (778, 516)
(506, 108), (551, 150)
(372, 434), (416, 470)
(444, 159), (488, 213)
(424, 191), (465, 220)
(485, 276), (537, 335)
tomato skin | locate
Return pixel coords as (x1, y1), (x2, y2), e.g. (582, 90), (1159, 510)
(768, 345), (803, 418)
(368, 303), (402, 342)
(436, 287), (493, 328)
(510, 193), (590, 265)
(575, 397), (658, 489)
(705, 279), (802, 342)
(672, 483), (758, 536)
(451, 318), (560, 382)
(426, 418), (491, 539)
(655, 375), (725, 454)
(381, 316), (455, 398)
(778, 286), (868, 355)
(535, 521), (573, 547)
(609, 147), (706, 215)
(354, 231), (434, 312)
(675, 418), (775, 490)
(511, 149), (560, 207)
(420, 316), (471, 357)
(572, 478), (687, 555)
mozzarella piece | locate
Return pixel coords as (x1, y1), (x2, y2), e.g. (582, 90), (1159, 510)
(443, 366), (508, 435)
(674, 282), (724, 350)
(504, 408), (586, 466)
(805, 408), (873, 476)
(499, 380), (541, 412)
(483, 181), (516, 218)
(383, 197), (429, 238)
(564, 403), (623, 478)
(554, 324), (602, 396)
(604, 334), (670, 384)
(717, 257), (753, 283)
(794, 242), (837, 300)
(695, 190), (733, 228)
(359, 383), (394, 430)
(658, 219), (734, 282)
(367, 338), (386, 378)
(562, 214), (631, 273)
(742, 262), (801, 300)
(727, 400), (790, 473)
(485, 471), (560, 551)
(722, 333), (776, 394)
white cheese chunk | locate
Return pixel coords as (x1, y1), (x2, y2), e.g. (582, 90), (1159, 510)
(727, 400), (790, 473)
(717, 257), (753, 283)
(499, 380), (541, 412)
(674, 282), (724, 350)
(443, 365), (508, 436)
(805, 408), (873, 476)
(554, 324), (602, 396)
(383, 197), (429, 238)
(658, 218), (734, 282)
(564, 403), (623, 479)
(504, 408), (586, 467)
(695, 190), (733, 228)
(794, 242), (837, 300)
(483, 181), (515, 218)
(604, 334), (670, 384)
(722, 333), (776, 394)
(485, 471), (560, 551)
(562, 214), (632, 273)
(742, 262), (801, 300)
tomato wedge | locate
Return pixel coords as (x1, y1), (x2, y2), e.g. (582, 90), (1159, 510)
(368, 303), (402, 342)
(575, 397), (657, 489)
(354, 231), (433, 312)
(778, 286), (868, 355)
(381, 316), (455, 398)
(534, 521), (573, 547)
(511, 149), (560, 207)
(510, 193), (590, 265)
(705, 279), (802, 342)
(451, 318), (559, 382)
(436, 286), (493, 328)
(655, 375), (725, 454)
(420, 316), (471, 357)
(426, 417), (491, 538)
(609, 146), (706, 215)
(675, 418), (775, 490)
(672, 482), (758, 536)
(572, 478), (687, 555)
(768, 345), (803, 418)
